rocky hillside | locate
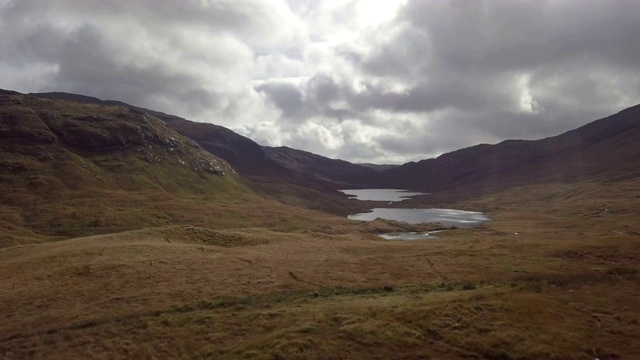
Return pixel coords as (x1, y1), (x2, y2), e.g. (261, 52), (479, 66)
(0, 89), (374, 243)
(33, 92), (379, 189)
(377, 104), (640, 192)
(0, 90), (240, 240)
(29, 92), (375, 191)
(148, 112), (328, 187)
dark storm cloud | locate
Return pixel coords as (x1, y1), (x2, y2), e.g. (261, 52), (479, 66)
(350, 82), (500, 113)
(256, 75), (356, 122)
(3, 23), (65, 66)
(53, 25), (222, 113)
(306, 74), (343, 104)
(1, 0), (639, 163)
(255, 82), (305, 118)
(399, 0), (640, 73)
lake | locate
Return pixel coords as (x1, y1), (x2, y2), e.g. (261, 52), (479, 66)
(339, 189), (426, 202)
(348, 208), (491, 228)
(342, 188), (490, 239)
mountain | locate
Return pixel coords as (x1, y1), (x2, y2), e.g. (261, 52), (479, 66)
(146, 112), (339, 188)
(377, 104), (640, 192)
(0, 90), (253, 241)
(9, 89), (640, 195)
(0, 89), (374, 244)
(3, 89), (640, 360)
(137, 110), (276, 178)
(358, 163), (399, 172)
(263, 146), (378, 188)
(145, 111), (374, 214)
(27, 92), (275, 176)
(26, 92), (378, 214)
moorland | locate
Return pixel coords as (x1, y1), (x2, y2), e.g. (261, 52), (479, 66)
(0, 90), (639, 359)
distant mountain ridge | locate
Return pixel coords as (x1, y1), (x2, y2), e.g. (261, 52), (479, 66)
(376, 104), (640, 192)
(26, 91), (377, 190)
(5, 88), (639, 200)
(357, 163), (400, 172)
(263, 146), (378, 188)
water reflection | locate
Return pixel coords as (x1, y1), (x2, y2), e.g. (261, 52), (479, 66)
(349, 208), (490, 228)
(339, 189), (425, 202)
(343, 189), (490, 240)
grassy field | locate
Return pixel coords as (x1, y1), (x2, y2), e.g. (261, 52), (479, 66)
(1, 179), (639, 359)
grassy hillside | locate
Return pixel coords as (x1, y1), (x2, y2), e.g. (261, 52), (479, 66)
(1, 90), (639, 359)
(0, 92), (344, 244)
(27, 91), (369, 215)
(1, 179), (639, 359)
(153, 113), (367, 214)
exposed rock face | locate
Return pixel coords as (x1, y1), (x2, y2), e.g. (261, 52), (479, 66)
(148, 112), (269, 178)
(0, 108), (57, 144)
(0, 92), (233, 176)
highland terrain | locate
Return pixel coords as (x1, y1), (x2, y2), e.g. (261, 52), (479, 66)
(0, 89), (639, 359)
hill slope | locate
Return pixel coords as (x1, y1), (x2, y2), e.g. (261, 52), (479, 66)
(148, 112), (343, 189)
(1, 89), (640, 359)
(0, 90), (374, 244)
(29, 92), (378, 190)
(28, 92), (305, 180)
(263, 146), (378, 188)
(24, 91), (380, 216)
(0, 91), (250, 242)
(378, 104), (640, 192)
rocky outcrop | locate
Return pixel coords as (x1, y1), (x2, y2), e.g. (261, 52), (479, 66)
(0, 92), (233, 176)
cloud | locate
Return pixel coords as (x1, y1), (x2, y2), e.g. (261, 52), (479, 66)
(0, 0), (293, 128)
(1, 0), (639, 164)
(255, 82), (305, 119)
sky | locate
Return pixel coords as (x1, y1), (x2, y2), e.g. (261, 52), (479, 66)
(1, 0), (640, 164)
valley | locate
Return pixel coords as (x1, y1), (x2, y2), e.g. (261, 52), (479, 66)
(0, 90), (639, 359)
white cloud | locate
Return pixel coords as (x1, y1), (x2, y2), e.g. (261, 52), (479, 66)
(1, 0), (639, 164)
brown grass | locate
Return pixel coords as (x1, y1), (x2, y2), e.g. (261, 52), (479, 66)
(1, 179), (640, 359)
